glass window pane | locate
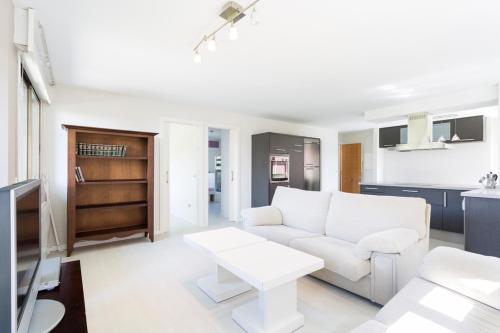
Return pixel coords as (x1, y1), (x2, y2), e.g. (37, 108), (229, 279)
(400, 127), (408, 144)
(30, 91), (40, 178)
(17, 79), (29, 181)
(433, 122), (451, 142)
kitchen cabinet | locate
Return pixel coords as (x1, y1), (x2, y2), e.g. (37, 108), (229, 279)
(379, 116), (484, 149)
(464, 197), (500, 257)
(360, 185), (465, 233)
(289, 145), (304, 190)
(443, 190), (464, 233)
(379, 126), (407, 148)
(252, 133), (320, 207)
(455, 116), (483, 142)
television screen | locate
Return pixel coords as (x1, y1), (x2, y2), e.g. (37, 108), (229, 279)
(16, 187), (41, 324)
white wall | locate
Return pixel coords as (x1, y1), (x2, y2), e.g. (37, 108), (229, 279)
(169, 123), (199, 224)
(381, 116), (498, 184)
(338, 129), (378, 183)
(44, 85), (339, 247)
(0, 0), (18, 186)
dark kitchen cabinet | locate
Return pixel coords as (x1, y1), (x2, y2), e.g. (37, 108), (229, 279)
(252, 133), (320, 207)
(430, 204), (443, 230)
(360, 185), (465, 233)
(379, 116), (484, 149)
(289, 147), (304, 189)
(270, 133), (292, 153)
(464, 197), (500, 257)
(455, 116), (483, 142)
(443, 190), (464, 233)
(379, 126), (407, 148)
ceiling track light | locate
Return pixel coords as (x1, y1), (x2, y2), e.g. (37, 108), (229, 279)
(192, 0), (262, 63)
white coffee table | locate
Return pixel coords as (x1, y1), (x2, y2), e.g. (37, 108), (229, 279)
(184, 227), (266, 302)
(214, 241), (324, 333)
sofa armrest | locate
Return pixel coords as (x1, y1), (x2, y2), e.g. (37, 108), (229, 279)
(354, 228), (419, 260)
(240, 206), (283, 227)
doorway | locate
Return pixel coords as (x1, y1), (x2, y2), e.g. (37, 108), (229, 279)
(159, 120), (240, 233)
(340, 143), (361, 193)
(207, 128), (229, 225)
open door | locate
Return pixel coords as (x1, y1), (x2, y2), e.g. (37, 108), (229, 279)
(340, 143), (361, 193)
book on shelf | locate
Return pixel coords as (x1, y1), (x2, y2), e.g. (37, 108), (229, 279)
(75, 166), (85, 183)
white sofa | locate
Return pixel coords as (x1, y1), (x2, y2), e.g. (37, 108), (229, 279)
(351, 247), (500, 332)
(241, 186), (430, 305)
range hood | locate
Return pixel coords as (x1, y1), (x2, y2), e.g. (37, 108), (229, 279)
(395, 112), (452, 152)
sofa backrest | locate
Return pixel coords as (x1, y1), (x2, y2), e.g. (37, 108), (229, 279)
(419, 247), (500, 311)
(271, 186), (332, 234)
(325, 191), (428, 243)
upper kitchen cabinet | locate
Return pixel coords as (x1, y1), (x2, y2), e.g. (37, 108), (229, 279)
(379, 125), (407, 148)
(433, 116), (483, 143)
(379, 115), (484, 149)
(454, 116), (484, 142)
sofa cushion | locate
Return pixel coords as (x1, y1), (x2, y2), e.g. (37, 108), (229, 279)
(375, 277), (500, 332)
(245, 225), (320, 246)
(418, 247), (500, 311)
(325, 191), (427, 243)
(271, 186), (332, 234)
(290, 237), (370, 282)
(240, 206), (283, 227)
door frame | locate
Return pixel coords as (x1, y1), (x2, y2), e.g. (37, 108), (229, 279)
(159, 118), (240, 233)
(204, 122), (240, 224)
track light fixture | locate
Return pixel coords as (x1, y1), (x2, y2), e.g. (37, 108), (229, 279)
(193, 0), (262, 63)
(229, 22), (239, 41)
(193, 50), (201, 63)
(207, 36), (217, 52)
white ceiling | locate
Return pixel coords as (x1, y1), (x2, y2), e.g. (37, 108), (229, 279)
(26, 0), (500, 124)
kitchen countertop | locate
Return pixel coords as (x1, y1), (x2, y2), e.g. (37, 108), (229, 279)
(360, 182), (480, 191)
(461, 188), (500, 199)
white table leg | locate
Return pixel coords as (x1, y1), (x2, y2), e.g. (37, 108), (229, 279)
(197, 263), (252, 303)
(232, 280), (304, 333)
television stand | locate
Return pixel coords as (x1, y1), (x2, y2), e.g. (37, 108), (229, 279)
(37, 260), (88, 332)
(28, 300), (65, 333)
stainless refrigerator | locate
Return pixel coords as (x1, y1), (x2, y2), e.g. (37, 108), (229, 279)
(304, 138), (320, 191)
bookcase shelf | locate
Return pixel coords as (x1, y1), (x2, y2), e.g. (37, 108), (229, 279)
(77, 179), (148, 185)
(76, 155), (148, 160)
(63, 124), (157, 256)
(76, 200), (148, 212)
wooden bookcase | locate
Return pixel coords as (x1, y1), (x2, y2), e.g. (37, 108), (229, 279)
(63, 125), (157, 256)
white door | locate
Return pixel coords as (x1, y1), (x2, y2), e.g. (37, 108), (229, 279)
(160, 122), (201, 230)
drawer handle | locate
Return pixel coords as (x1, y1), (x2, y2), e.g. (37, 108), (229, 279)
(402, 189), (419, 193)
(275, 148), (287, 152)
(365, 187), (379, 190)
(294, 144), (303, 147)
(383, 144), (393, 147)
(443, 192), (447, 208)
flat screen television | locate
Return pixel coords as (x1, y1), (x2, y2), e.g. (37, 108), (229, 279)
(0, 180), (42, 333)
